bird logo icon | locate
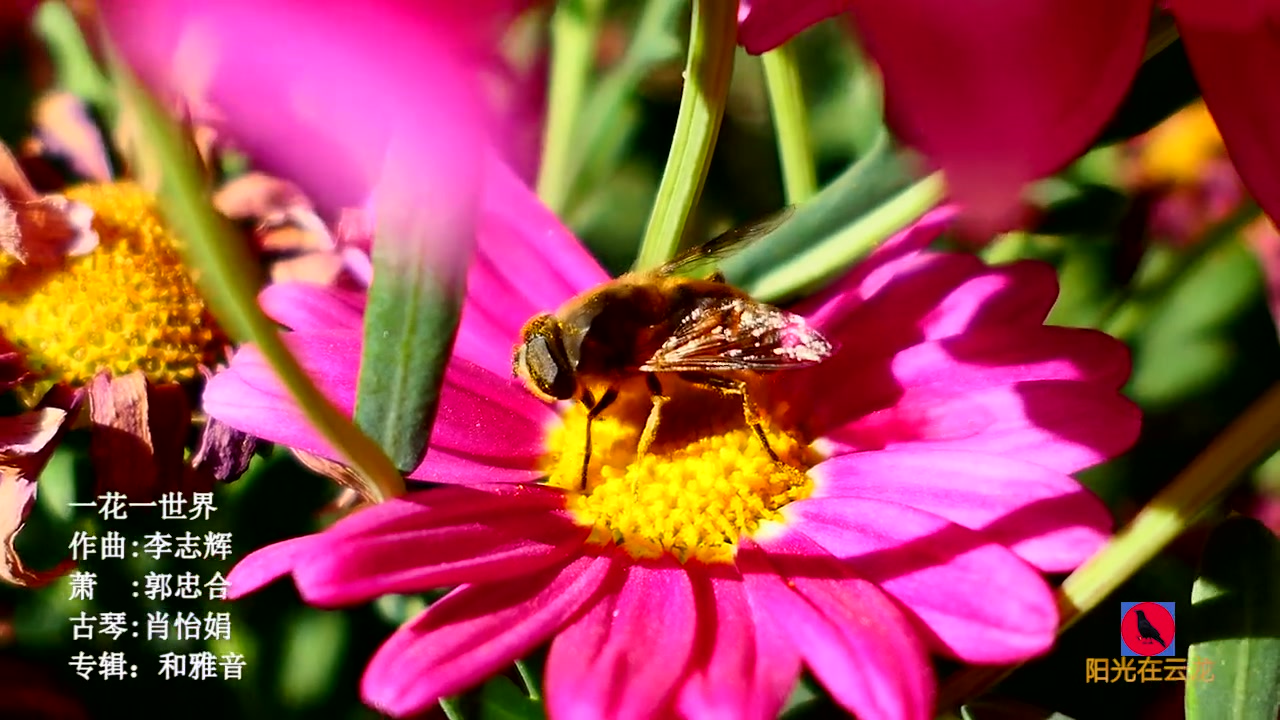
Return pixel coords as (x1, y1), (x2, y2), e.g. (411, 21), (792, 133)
(1121, 602), (1176, 657)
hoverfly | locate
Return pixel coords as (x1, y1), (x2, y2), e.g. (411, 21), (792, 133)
(512, 209), (834, 490)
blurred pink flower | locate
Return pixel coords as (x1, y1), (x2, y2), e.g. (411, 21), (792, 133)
(738, 1), (1280, 236)
(101, 0), (542, 281)
(206, 160), (1139, 718)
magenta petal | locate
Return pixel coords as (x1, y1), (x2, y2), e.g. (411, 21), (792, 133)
(916, 260), (1060, 339)
(426, 356), (557, 462)
(203, 333), (365, 456)
(407, 449), (544, 485)
(292, 500), (587, 606)
(258, 283), (366, 332)
(812, 448), (1113, 572)
(318, 484), (566, 543)
(451, 158), (610, 376)
(795, 209), (965, 332)
(1172, 0), (1280, 228)
(788, 497), (1057, 663)
(791, 325), (1132, 440)
(362, 553), (615, 718)
(799, 252), (985, 367)
(825, 380), (1141, 475)
(104, 0), (496, 219)
(546, 560), (699, 720)
(677, 565), (798, 720)
(225, 536), (318, 599)
(738, 0), (850, 54)
(849, 0), (1149, 228)
(739, 533), (934, 720)
(455, 305), (522, 377)
(203, 333), (554, 476)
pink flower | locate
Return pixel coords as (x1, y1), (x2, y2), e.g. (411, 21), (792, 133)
(738, 1), (1280, 234)
(207, 160), (1139, 719)
(102, 0), (541, 280)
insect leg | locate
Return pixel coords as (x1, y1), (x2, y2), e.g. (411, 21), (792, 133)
(678, 372), (780, 463)
(636, 374), (668, 457)
(579, 387), (619, 491)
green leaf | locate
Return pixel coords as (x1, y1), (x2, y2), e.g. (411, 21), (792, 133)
(724, 152), (944, 304)
(718, 132), (920, 299)
(33, 1), (114, 114)
(478, 676), (545, 720)
(352, 108), (481, 474)
(354, 227), (466, 473)
(104, 51), (405, 501)
(1185, 516), (1280, 720)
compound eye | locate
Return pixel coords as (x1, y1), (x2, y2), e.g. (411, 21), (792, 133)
(521, 334), (577, 400)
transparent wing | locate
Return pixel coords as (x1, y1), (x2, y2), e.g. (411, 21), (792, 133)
(639, 294), (833, 373)
(655, 206), (795, 278)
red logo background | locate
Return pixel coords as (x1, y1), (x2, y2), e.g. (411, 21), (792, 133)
(1121, 602), (1175, 656)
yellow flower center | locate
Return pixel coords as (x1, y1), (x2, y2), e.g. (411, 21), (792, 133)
(0, 182), (225, 391)
(543, 382), (818, 564)
(1140, 101), (1224, 186)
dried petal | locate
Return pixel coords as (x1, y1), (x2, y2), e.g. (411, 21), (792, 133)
(87, 371), (193, 501)
(147, 382), (194, 495)
(191, 415), (262, 483)
(0, 142), (39, 203)
(88, 371), (155, 500)
(0, 194), (99, 265)
(292, 448), (382, 506)
(0, 386), (82, 587)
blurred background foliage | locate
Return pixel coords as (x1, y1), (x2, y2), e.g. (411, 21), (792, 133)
(1, 2), (1278, 719)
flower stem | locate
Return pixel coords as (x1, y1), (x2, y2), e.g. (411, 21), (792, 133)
(762, 42), (816, 204)
(438, 697), (465, 720)
(633, 0), (737, 270)
(515, 659), (541, 701)
(938, 378), (1280, 709)
(535, 0), (606, 214)
(106, 52), (406, 504)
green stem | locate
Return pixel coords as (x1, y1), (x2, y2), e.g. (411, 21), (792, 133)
(107, 52), (405, 504)
(535, 0), (607, 214)
(744, 171), (946, 302)
(439, 696), (465, 720)
(633, 0), (737, 270)
(515, 659), (541, 701)
(761, 42), (816, 204)
(938, 379), (1280, 709)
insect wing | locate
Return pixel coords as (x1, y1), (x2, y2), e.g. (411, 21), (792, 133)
(640, 295), (833, 373)
(655, 206), (795, 278)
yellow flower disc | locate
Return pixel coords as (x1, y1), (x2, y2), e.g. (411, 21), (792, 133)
(543, 383), (818, 565)
(0, 182), (225, 390)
